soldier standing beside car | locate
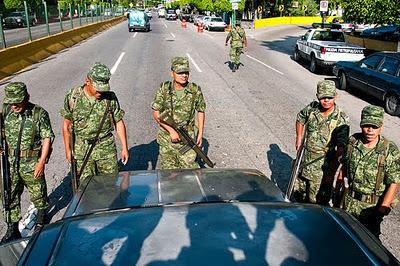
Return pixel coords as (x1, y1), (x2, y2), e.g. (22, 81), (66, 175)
(225, 21), (247, 72)
(1, 82), (54, 244)
(292, 80), (349, 204)
(152, 56), (206, 169)
(339, 105), (399, 237)
(60, 63), (129, 188)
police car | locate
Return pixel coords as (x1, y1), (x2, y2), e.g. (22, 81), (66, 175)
(293, 28), (365, 73)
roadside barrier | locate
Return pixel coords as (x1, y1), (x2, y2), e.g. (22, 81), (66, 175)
(254, 16), (337, 29)
(197, 22), (203, 33)
(0, 16), (125, 81)
(181, 19), (187, 28)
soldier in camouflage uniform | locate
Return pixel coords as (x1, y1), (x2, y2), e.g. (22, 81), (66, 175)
(293, 80), (349, 204)
(60, 62), (129, 186)
(152, 57), (206, 169)
(1, 82), (54, 244)
(225, 21), (247, 72)
(341, 105), (399, 237)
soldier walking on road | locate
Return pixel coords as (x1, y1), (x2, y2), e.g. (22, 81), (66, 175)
(292, 80), (349, 204)
(339, 105), (399, 237)
(1, 82), (54, 244)
(152, 57), (206, 169)
(60, 62), (129, 188)
(225, 21), (247, 72)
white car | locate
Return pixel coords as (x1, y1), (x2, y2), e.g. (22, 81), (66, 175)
(203, 16), (226, 31)
(158, 8), (165, 18)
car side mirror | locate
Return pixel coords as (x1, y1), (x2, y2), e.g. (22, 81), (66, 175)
(301, 36), (306, 40)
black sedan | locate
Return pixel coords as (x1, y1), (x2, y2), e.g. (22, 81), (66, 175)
(360, 25), (400, 41)
(3, 11), (36, 28)
(1, 169), (399, 265)
(333, 52), (400, 116)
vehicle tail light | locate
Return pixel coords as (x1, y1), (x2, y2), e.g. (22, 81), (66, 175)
(320, 47), (327, 54)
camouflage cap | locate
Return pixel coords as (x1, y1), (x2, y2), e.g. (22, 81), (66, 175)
(87, 62), (111, 92)
(316, 80), (336, 99)
(4, 82), (28, 104)
(171, 56), (190, 73)
(360, 105), (384, 128)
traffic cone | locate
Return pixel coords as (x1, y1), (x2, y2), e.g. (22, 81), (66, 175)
(197, 22), (203, 33)
(181, 19), (187, 28)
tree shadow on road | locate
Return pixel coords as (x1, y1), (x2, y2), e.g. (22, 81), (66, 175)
(266, 144), (293, 193)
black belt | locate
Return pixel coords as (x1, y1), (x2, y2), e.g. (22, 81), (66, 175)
(83, 133), (113, 145)
(350, 191), (378, 204)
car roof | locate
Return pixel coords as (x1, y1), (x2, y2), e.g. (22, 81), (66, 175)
(64, 169), (286, 217)
(20, 203), (400, 265)
(368, 52), (400, 59)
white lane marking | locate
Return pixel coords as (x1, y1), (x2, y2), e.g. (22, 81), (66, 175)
(163, 23), (167, 28)
(111, 52), (125, 74)
(170, 32), (175, 38)
(186, 53), (202, 73)
(246, 54), (284, 75)
(132, 32), (138, 38)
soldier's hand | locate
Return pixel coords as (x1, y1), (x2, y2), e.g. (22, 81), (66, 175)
(170, 131), (180, 143)
(121, 148), (129, 165)
(65, 152), (71, 164)
(34, 161), (45, 179)
(196, 135), (203, 147)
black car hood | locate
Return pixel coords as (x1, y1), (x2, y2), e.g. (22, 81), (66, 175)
(20, 203), (399, 265)
(64, 169), (286, 217)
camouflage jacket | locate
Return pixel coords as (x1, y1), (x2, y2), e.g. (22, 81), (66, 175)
(346, 133), (400, 196)
(152, 81), (206, 138)
(60, 85), (125, 140)
(227, 27), (246, 48)
(297, 101), (349, 157)
(3, 102), (54, 154)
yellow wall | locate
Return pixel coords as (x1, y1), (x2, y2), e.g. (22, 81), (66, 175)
(254, 16), (336, 29)
(0, 17), (125, 81)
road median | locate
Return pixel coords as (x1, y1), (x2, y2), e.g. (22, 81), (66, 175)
(0, 16), (125, 81)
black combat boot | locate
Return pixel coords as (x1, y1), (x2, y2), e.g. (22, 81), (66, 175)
(34, 209), (47, 232)
(0, 222), (21, 244)
(232, 64), (237, 72)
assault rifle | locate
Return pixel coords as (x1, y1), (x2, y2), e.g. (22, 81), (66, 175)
(69, 128), (78, 194)
(0, 112), (11, 225)
(159, 112), (215, 168)
(285, 124), (308, 200)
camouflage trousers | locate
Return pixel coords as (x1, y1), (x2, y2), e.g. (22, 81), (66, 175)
(75, 135), (119, 186)
(4, 157), (48, 223)
(344, 194), (382, 237)
(157, 132), (199, 170)
(230, 46), (243, 65)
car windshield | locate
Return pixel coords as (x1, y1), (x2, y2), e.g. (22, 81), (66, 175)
(312, 31), (345, 42)
(8, 12), (23, 16)
(211, 18), (223, 22)
(167, 10), (175, 14)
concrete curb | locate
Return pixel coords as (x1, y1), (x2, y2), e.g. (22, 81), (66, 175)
(0, 16), (125, 81)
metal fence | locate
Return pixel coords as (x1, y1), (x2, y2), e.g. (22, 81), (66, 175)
(0, 1), (123, 49)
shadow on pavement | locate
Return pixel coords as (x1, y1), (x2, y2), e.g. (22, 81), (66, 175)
(266, 143), (293, 193)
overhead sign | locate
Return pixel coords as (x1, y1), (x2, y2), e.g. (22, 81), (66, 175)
(278, 5), (284, 12)
(230, 0), (241, 3)
(292, 1), (299, 8)
(320, 0), (328, 12)
(257, 5), (262, 13)
(232, 2), (238, 10)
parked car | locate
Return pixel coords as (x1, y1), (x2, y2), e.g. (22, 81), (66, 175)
(333, 52), (400, 116)
(360, 25), (400, 41)
(3, 11), (36, 28)
(157, 8), (165, 18)
(165, 8), (177, 20)
(1, 169), (399, 265)
(193, 14), (205, 25)
(352, 23), (375, 33)
(203, 16), (226, 31)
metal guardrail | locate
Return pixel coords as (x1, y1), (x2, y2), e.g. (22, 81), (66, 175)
(0, 0), (121, 49)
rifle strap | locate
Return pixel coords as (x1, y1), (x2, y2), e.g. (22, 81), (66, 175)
(77, 99), (111, 178)
(375, 138), (389, 195)
(14, 114), (27, 173)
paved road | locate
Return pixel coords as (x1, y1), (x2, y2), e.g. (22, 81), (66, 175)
(0, 16), (399, 259)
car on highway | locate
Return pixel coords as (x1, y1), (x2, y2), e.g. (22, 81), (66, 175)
(127, 9), (150, 32)
(3, 11), (36, 28)
(193, 14), (205, 25)
(1, 168), (399, 265)
(203, 16), (226, 31)
(157, 8), (165, 18)
(333, 52), (400, 116)
(165, 8), (177, 20)
(293, 28), (365, 73)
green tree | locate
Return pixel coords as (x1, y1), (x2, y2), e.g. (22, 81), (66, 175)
(341, 0), (400, 24)
(4, 0), (41, 10)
